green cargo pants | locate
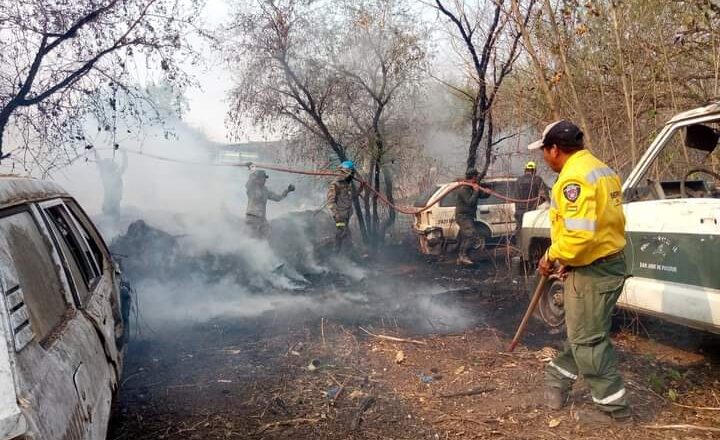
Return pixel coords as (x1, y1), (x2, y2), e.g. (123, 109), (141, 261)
(456, 215), (479, 257)
(545, 254), (628, 413)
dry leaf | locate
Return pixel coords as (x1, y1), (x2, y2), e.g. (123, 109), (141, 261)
(548, 418), (561, 428)
(395, 350), (405, 364)
(454, 366), (465, 375)
(348, 390), (367, 399)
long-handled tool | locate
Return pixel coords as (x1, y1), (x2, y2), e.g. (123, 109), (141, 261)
(508, 274), (548, 352)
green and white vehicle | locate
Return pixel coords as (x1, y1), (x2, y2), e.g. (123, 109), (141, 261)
(518, 102), (720, 334)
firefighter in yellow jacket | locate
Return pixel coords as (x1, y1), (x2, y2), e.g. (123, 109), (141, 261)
(528, 120), (630, 422)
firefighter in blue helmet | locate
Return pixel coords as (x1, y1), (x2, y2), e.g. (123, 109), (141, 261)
(327, 161), (355, 252)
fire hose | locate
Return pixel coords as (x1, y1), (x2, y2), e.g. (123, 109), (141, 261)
(240, 162), (542, 215)
(76, 148), (542, 214)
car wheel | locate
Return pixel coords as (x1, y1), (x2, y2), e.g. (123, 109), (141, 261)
(535, 277), (566, 329)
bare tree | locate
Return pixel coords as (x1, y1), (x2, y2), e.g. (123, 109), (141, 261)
(332, 0), (426, 245)
(226, 0), (371, 240)
(505, 0), (720, 173)
(432, 0), (533, 177)
(0, 0), (202, 172)
(226, 0), (427, 247)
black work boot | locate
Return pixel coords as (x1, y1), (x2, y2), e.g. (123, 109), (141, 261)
(574, 407), (632, 425)
(544, 387), (568, 410)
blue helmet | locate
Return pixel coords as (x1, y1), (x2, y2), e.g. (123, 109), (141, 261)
(340, 160), (355, 170)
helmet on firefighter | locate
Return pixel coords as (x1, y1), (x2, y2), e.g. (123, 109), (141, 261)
(525, 161), (537, 171)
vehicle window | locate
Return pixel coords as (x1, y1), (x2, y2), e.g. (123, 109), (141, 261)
(439, 187), (461, 207)
(413, 186), (441, 207)
(631, 122), (720, 201)
(44, 214), (92, 307)
(483, 181), (514, 205)
(43, 204), (101, 289)
(0, 211), (70, 347)
(64, 200), (106, 273)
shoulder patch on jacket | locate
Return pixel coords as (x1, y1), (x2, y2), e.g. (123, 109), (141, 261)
(562, 183), (581, 202)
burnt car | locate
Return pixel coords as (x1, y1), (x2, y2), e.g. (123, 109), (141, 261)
(0, 176), (127, 439)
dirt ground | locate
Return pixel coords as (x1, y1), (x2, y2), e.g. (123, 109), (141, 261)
(107, 248), (720, 440)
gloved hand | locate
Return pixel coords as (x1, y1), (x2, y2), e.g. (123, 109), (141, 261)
(287, 184), (295, 192)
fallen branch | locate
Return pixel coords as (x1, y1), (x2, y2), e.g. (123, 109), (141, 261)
(642, 424), (720, 433)
(321, 317), (326, 348)
(439, 386), (495, 398)
(256, 417), (320, 434)
(434, 415), (493, 427)
(671, 402), (720, 411)
(358, 326), (427, 345)
(332, 378), (349, 405)
(351, 396), (376, 430)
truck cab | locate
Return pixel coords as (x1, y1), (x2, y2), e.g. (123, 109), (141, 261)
(0, 177), (126, 440)
(519, 102), (720, 333)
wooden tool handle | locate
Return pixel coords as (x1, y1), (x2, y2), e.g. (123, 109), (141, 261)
(508, 275), (549, 352)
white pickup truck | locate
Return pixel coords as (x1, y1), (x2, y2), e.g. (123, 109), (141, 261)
(518, 102), (720, 334)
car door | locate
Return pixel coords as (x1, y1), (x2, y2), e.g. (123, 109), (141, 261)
(0, 206), (92, 439)
(478, 181), (516, 238)
(36, 200), (120, 439)
(622, 199), (720, 330)
(619, 120), (720, 332)
(438, 185), (462, 240)
(61, 199), (125, 368)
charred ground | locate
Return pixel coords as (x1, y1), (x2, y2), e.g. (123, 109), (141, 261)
(107, 219), (720, 440)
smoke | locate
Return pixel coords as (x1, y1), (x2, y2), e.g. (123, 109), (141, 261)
(134, 270), (477, 334)
(52, 112), (474, 336)
(415, 83), (554, 183)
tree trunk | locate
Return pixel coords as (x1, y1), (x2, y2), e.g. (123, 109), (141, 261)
(372, 156), (381, 247)
(479, 112), (494, 178)
(352, 182), (369, 245)
(379, 166), (396, 243)
(609, 4), (636, 166)
(0, 103), (16, 157)
(543, 0), (593, 147)
(467, 93), (488, 174)
(510, 0), (559, 119)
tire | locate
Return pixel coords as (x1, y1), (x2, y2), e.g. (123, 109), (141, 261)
(472, 222), (491, 252)
(529, 275), (566, 330)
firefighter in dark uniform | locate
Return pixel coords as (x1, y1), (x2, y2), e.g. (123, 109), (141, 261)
(455, 168), (483, 266)
(514, 161), (548, 232)
(327, 161), (355, 252)
(245, 169), (294, 238)
(529, 120), (630, 423)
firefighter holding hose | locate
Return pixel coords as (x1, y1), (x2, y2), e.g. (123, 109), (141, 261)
(245, 169), (294, 239)
(528, 120), (630, 423)
(327, 160), (355, 252)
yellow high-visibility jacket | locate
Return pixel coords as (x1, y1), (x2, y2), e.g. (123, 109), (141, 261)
(547, 150), (625, 266)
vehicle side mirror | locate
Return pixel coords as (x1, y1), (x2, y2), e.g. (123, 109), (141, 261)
(685, 124), (719, 153)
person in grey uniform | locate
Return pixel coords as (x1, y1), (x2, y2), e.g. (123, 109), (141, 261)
(245, 170), (294, 238)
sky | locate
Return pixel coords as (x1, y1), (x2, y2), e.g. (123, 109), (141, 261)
(182, 0), (236, 143)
